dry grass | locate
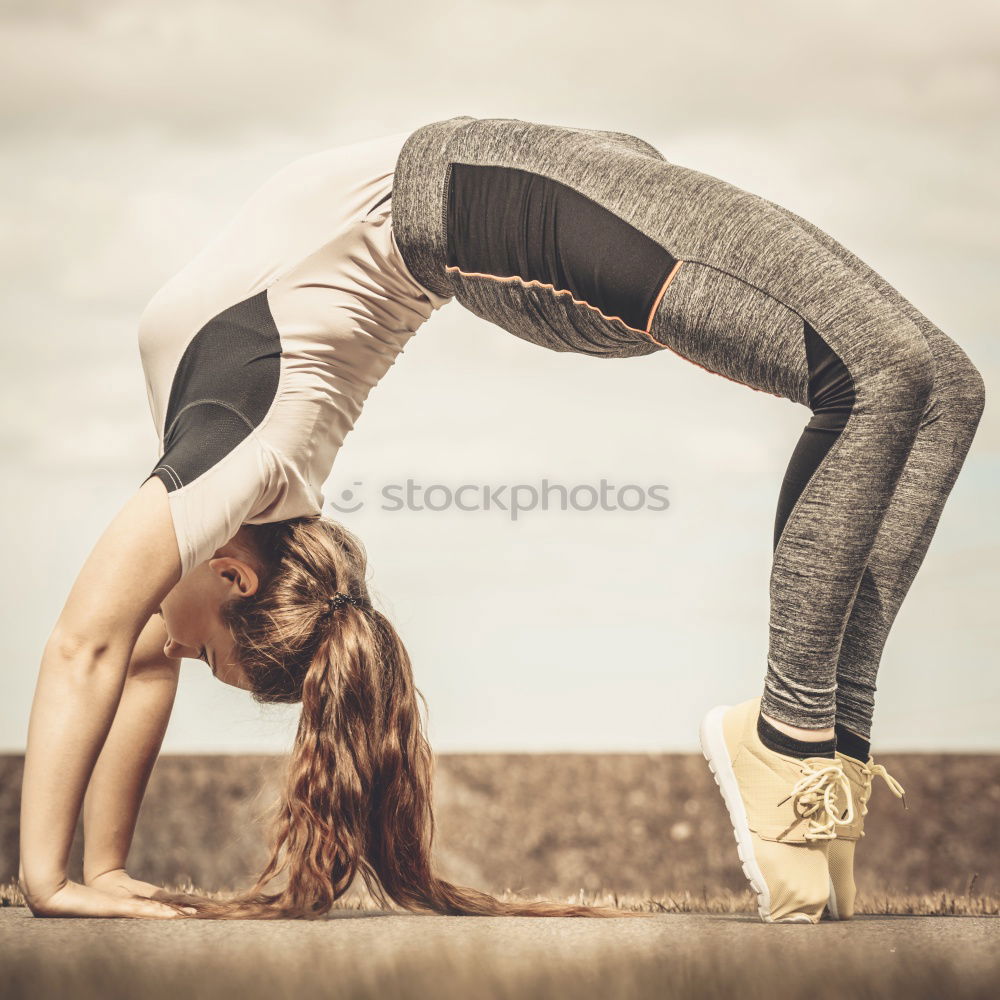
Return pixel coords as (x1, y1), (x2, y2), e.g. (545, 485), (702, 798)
(3, 879), (997, 916)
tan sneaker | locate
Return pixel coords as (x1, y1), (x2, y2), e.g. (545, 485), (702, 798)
(700, 695), (856, 923)
(826, 750), (906, 920)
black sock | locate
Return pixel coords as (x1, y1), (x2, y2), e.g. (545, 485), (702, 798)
(757, 711), (836, 759)
(835, 722), (871, 762)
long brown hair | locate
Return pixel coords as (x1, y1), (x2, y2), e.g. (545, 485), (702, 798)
(157, 514), (649, 920)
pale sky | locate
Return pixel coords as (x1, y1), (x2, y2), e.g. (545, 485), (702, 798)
(2, 0), (997, 752)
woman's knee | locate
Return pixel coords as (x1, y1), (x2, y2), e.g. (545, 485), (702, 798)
(863, 323), (936, 413)
(938, 338), (987, 425)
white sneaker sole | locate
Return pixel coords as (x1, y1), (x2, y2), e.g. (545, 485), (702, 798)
(700, 704), (808, 924)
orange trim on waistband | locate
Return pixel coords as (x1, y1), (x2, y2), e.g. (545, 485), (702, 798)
(642, 259), (683, 345)
(446, 258), (785, 399)
(444, 262), (684, 341)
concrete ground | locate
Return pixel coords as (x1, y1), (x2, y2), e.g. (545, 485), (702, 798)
(1, 907), (998, 1000)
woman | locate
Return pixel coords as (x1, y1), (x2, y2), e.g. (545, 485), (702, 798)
(19, 116), (984, 923)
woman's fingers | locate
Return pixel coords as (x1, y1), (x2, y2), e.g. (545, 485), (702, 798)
(125, 895), (196, 919)
(150, 888), (204, 906)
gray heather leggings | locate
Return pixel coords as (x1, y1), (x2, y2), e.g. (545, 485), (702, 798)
(750, 199), (985, 735)
(394, 117), (988, 737)
(646, 179), (987, 737)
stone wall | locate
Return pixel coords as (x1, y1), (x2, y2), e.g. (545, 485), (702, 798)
(2, 753), (995, 897)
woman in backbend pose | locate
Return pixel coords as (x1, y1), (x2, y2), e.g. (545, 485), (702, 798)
(19, 117), (984, 923)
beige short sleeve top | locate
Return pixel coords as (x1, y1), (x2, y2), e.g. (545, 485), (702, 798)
(136, 130), (452, 579)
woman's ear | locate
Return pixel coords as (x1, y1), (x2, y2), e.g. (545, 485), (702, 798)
(205, 551), (261, 603)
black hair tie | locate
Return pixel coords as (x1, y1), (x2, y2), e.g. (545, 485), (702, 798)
(327, 592), (363, 612)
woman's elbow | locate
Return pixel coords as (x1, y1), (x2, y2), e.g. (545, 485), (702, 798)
(45, 627), (111, 667)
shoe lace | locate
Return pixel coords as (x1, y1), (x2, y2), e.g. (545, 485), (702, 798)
(865, 759), (907, 811)
(777, 760), (856, 841)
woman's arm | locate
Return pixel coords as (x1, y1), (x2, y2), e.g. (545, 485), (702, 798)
(18, 476), (183, 912)
(81, 611), (180, 887)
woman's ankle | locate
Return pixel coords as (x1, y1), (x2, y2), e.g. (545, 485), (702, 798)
(834, 721), (871, 760)
(760, 710), (835, 742)
(757, 710), (837, 759)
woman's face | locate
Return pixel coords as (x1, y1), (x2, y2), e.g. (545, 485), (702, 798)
(158, 549), (258, 691)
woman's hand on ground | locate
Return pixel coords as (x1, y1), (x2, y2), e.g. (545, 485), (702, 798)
(85, 868), (169, 900)
(26, 878), (196, 919)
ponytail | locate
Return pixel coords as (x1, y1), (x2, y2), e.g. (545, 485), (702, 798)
(155, 516), (649, 920)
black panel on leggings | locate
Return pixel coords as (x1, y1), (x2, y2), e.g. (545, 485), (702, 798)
(144, 290), (282, 492)
(773, 321), (856, 550)
(446, 163), (678, 332)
